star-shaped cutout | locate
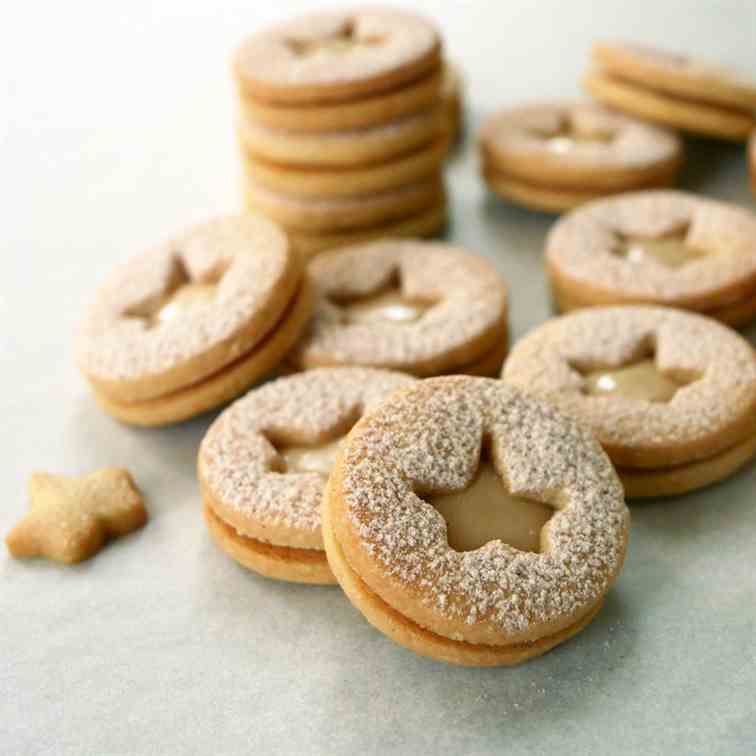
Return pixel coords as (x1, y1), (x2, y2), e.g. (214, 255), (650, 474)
(5, 468), (147, 565)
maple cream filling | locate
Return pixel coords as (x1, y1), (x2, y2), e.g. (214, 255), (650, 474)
(279, 437), (346, 478)
(583, 359), (688, 403)
(152, 283), (219, 324)
(285, 22), (385, 59)
(339, 288), (432, 325)
(429, 462), (553, 553)
(613, 230), (709, 268)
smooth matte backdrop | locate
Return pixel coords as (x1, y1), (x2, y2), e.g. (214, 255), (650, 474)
(2, 2), (755, 754)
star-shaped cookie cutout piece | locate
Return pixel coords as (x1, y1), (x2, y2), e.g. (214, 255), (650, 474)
(5, 468), (147, 565)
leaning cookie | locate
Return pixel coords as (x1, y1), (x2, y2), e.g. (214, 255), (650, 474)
(546, 190), (756, 328)
(198, 367), (415, 584)
(323, 376), (629, 666)
(479, 102), (682, 213)
(76, 215), (312, 426)
(585, 41), (756, 141)
(502, 306), (756, 498)
(287, 239), (509, 376)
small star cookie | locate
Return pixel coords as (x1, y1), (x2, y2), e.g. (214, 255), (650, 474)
(5, 468), (147, 565)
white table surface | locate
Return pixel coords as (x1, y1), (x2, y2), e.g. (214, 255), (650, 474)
(2, 1), (755, 754)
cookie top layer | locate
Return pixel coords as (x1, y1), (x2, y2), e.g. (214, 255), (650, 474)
(593, 41), (756, 110)
(546, 191), (756, 310)
(289, 240), (508, 375)
(199, 367), (415, 550)
(480, 101), (681, 185)
(76, 215), (298, 403)
(328, 376), (628, 646)
(234, 9), (441, 105)
(502, 306), (756, 468)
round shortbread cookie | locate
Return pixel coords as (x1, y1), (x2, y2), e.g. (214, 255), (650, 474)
(288, 239), (508, 376)
(483, 168), (675, 214)
(324, 376), (629, 665)
(592, 41), (756, 112)
(198, 367), (416, 584)
(243, 174), (444, 232)
(546, 191), (756, 318)
(480, 102), (682, 194)
(238, 107), (444, 167)
(89, 278), (314, 427)
(238, 67), (442, 133)
(502, 306), (756, 488)
(76, 215), (301, 405)
(584, 71), (755, 142)
(550, 275), (756, 329)
(234, 9), (441, 105)
(241, 136), (448, 199)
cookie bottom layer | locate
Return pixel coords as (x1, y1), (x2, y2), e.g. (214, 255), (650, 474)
(90, 279), (314, 426)
(620, 432), (756, 498)
(204, 504), (335, 585)
(321, 491), (603, 667)
(484, 168), (675, 213)
(287, 202), (447, 260)
(584, 71), (755, 141)
(551, 278), (756, 329)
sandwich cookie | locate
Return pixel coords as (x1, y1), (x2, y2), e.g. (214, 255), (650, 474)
(199, 367), (415, 584)
(502, 306), (756, 497)
(479, 102), (682, 213)
(323, 376), (630, 666)
(288, 239), (509, 376)
(76, 215), (313, 426)
(233, 9), (441, 105)
(546, 190), (756, 327)
(585, 41), (756, 141)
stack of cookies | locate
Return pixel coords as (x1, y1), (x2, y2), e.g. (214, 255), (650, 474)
(233, 8), (450, 259)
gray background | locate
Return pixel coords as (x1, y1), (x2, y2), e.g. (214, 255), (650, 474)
(2, 1), (755, 754)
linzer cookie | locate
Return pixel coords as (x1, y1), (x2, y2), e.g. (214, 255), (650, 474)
(198, 367), (415, 584)
(234, 9), (449, 256)
(546, 190), (756, 327)
(288, 239), (509, 377)
(322, 376), (630, 666)
(502, 306), (756, 498)
(585, 41), (756, 141)
(233, 9), (441, 105)
(479, 102), (682, 213)
(76, 215), (313, 426)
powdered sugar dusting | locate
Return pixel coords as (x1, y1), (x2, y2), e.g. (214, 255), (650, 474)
(76, 215), (291, 383)
(547, 191), (756, 304)
(199, 367), (415, 549)
(290, 240), (508, 372)
(502, 305), (756, 459)
(339, 376), (628, 638)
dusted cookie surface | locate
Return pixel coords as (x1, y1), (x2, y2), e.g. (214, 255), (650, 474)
(6, 468), (147, 565)
(76, 215), (311, 425)
(234, 9), (441, 105)
(546, 190), (756, 325)
(586, 41), (756, 141)
(289, 239), (508, 376)
(502, 306), (756, 496)
(198, 367), (415, 584)
(324, 376), (629, 665)
(480, 101), (682, 211)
